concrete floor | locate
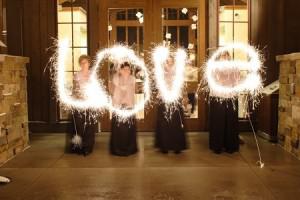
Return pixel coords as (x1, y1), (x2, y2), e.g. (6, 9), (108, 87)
(0, 133), (300, 200)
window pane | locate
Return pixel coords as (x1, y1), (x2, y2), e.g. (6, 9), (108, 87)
(179, 9), (189, 20)
(73, 7), (87, 22)
(73, 48), (88, 71)
(219, 22), (233, 46)
(64, 71), (74, 93)
(57, 0), (72, 23)
(128, 27), (137, 46)
(59, 71), (73, 120)
(58, 24), (72, 45)
(139, 27), (144, 55)
(127, 9), (137, 20)
(72, 1), (87, 22)
(117, 26), (126, 43)
(167, 8), (178, 20)
(179, 26), (189, 48)
(234, 22), (248, 43)
(167, 26), (178, 45)
(65, 49), (73, 71)
(116, 10), (126, 20)
(73, 24), (87, 47)
(219, 0), (234, 21)
(234, 7), (248, 22)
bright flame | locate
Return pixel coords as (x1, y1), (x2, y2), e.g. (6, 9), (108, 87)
(204, 43), (263, 99)
(92, 45), (151, 119)
(56, 39), (107, 110)
(153, 46), (187, 104)
(54, 40), (150, 119)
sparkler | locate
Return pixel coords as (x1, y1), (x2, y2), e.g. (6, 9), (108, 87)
(91, 45), (151, 119)
(204, 43), (263, 100)
(153, 46), (187, 105)
(203, 43), (264, 168)
(53, 40), (150, 119)
(55, 39), (108, 111)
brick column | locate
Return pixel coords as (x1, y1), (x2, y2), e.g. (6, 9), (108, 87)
(0, 55), (29, 165)
(277, 53), (300, 158)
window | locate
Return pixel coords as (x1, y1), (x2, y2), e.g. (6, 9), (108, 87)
(218, 0), (250, 118)
(57, 0), (88, 120)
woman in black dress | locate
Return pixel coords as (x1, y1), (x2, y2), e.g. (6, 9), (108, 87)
(209, 51), (239, 154)
(71, 55), (97, 156)
(155, 57), (187, 154)
(110, 62), (138, 156)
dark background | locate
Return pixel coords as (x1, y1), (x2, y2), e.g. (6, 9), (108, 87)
(2, 0), (300, 133)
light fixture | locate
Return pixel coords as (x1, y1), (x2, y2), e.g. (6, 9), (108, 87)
(139, 17), (144, 24)
(188, 43), (194, 50)
(0, 176), (10, 184)
(108, 25), (112, 31)
(192, 15), (198, 22)
(191, 24), (197, 30)
(189, 54), (196, 61)
(181, 8), (188, 14)
(136, 11), (143, 19)
(165, 33), (172, 39)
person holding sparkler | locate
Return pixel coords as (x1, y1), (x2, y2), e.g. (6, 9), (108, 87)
(110, 62), (138, 156)
(209, 51), (240, 154)
(71, 55), (97, 156)
(155, 56), (188, 154)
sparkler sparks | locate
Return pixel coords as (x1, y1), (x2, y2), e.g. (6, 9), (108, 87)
(53, 40), (150, 119)
(203, 43), (263, 100)
(92, 45), (151, 118)
(153, 46), (187, 104)
(55, 39), (107, 111)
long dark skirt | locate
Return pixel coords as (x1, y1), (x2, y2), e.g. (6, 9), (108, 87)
(110, 115), (138, 156)
(71, 110), (96, 154)
(155, 103), (187, 152)
(209, 98), (239, 153)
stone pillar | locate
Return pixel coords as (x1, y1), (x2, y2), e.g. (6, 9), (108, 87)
(0, 55), (29, 165)
(277, 53), (300, 158)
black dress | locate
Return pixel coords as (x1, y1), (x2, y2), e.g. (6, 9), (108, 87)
(110, 115), (138, 156)
(209, 98), (239, 153)
(71, 110), (96, 154)
(155, 103), (187, 153)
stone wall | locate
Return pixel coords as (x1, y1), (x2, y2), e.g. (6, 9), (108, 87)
(0, 55), (29, 165)
(277, 53), (300, 158)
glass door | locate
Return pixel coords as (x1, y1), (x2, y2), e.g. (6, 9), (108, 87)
(99, 0), (156, 132)
(99, 0), (206, 132)
(154, 0), (207, 131)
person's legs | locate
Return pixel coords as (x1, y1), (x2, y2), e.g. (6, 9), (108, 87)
(82, 112), (96, 155)
(110, 115), (138, 156)
(71, 111), (84, 154)
(224, 101), (239, 153)
(209, 99), (226, 154)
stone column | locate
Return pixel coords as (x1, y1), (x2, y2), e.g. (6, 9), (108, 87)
(0, 55), (29, 165)
(277, 53), (300, 158)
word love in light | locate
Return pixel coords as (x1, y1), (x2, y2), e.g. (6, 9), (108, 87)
(153, 46), (187, 104)
(54, 40), (262, 118)
(204, 43), (263, 99)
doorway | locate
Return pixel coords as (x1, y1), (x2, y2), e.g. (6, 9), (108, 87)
(99, 0), (206, 132)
